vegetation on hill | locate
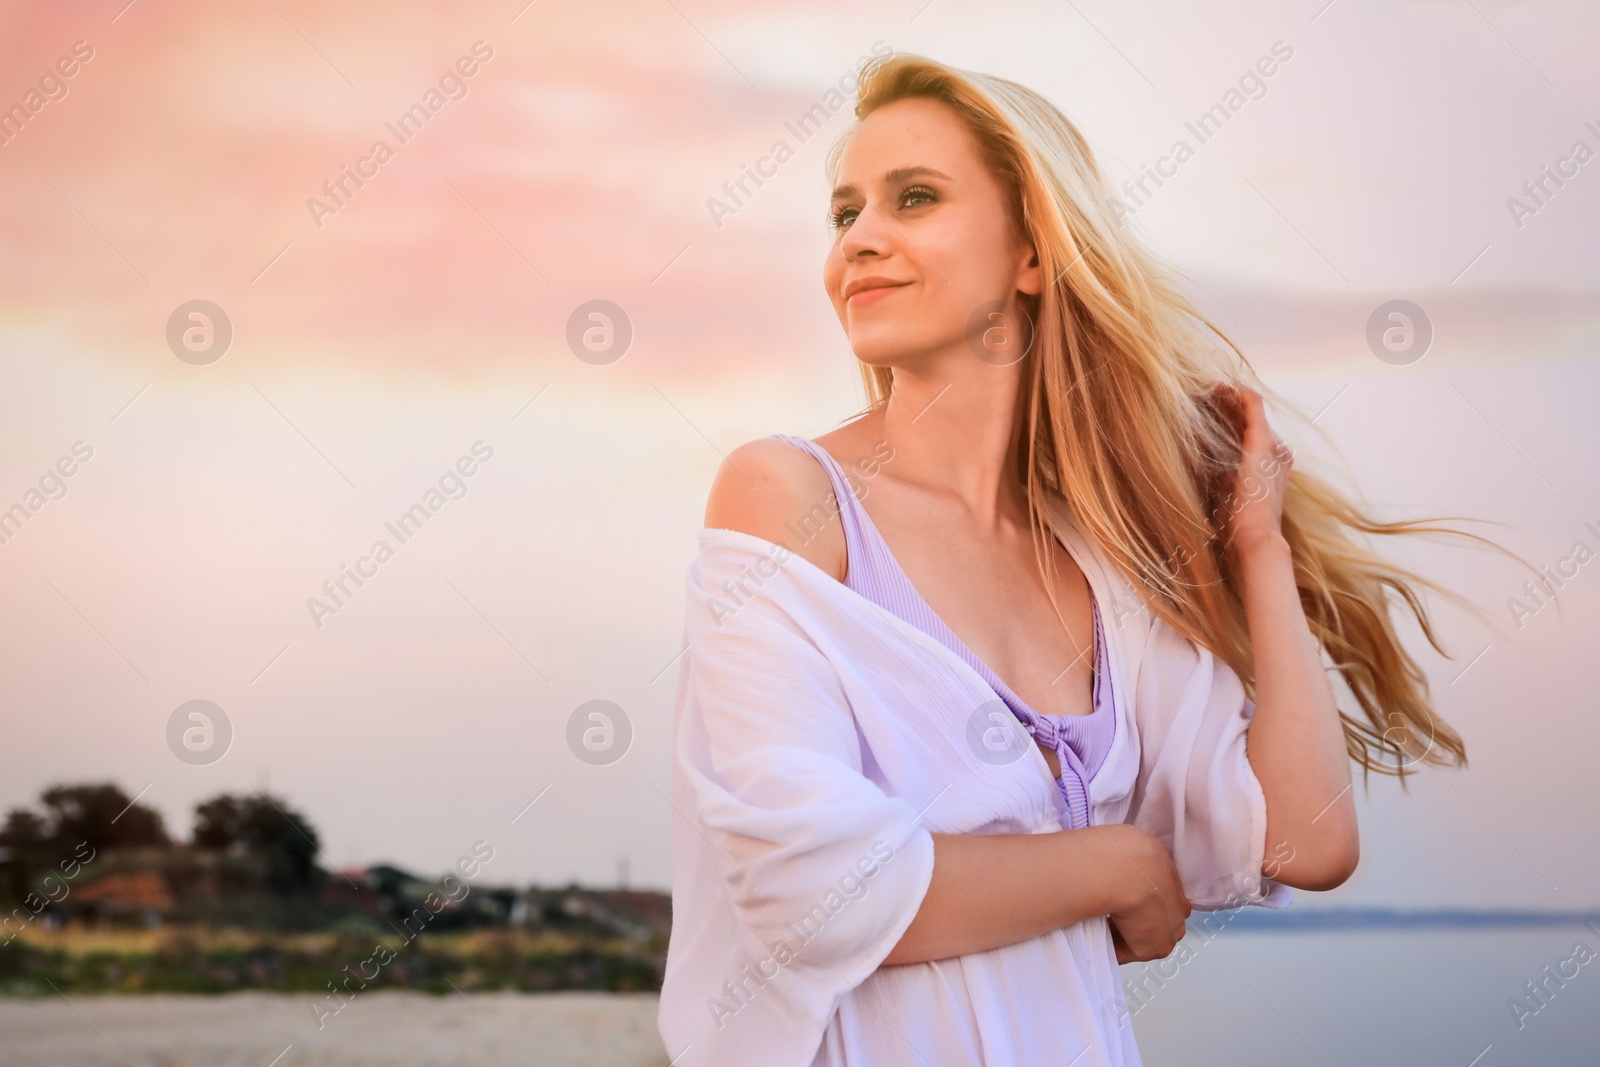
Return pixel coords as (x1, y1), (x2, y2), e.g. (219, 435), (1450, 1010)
(0, 781), (668, 997)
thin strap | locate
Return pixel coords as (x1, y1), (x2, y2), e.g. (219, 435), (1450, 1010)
(767, 433), (891, 600)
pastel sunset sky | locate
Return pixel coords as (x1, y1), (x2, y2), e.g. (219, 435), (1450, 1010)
(0, 0), (1595, 906)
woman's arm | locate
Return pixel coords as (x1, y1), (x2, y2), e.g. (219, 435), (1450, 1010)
(881, 824), (1191, 966)
(1220, 388), (1360, 892)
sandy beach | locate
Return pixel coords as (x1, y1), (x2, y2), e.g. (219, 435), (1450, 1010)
(0, 991), (670, 1067)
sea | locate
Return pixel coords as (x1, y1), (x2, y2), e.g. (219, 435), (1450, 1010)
(2, 914), (1596, 1065)
(1125, 912), (1600, 1065)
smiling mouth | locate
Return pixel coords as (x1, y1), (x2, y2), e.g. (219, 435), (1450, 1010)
(846, 282), (911, 306)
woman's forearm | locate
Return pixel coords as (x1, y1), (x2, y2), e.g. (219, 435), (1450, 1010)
(881, 825), (1148, 966)
(1234, 533), (1359, 890)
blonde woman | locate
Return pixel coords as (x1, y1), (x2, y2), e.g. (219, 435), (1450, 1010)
(660, 54), (1478, 1067)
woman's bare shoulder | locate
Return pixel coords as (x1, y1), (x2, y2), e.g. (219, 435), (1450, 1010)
(703, 436), (845, 581)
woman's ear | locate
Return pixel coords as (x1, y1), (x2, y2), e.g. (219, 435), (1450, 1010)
(1017, 243), (1043, 296)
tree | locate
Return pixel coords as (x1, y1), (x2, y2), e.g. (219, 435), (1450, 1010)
(192, 795), (245, 850)
(38, 783), (168, 853)
(0, 784), (168, 907)
(0, 808), (51, 903)
(191, 792), (323, 894)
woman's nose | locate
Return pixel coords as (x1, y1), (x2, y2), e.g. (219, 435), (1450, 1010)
(840, 201), (893, 259)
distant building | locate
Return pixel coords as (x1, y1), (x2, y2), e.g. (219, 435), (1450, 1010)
(72, 872), (174, 928)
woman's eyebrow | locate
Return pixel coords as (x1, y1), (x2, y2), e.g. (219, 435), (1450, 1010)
(830, 165), (953, 202)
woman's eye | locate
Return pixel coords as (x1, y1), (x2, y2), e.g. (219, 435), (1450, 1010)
(829, 186), (937, 231)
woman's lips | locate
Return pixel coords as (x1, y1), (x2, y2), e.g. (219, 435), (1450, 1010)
(847, 282), (910, 307)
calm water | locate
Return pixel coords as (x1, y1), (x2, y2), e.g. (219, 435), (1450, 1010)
(2, 930), (1595, 1065)
(1126, 926), (1600, 1065)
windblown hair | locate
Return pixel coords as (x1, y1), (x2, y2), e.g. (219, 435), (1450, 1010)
(828, 54), (1522, 783)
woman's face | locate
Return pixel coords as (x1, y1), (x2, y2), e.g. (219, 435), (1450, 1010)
(823, 96), (1039, 372)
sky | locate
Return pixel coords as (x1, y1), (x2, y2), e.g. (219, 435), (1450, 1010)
(0, 0), (1596, 907)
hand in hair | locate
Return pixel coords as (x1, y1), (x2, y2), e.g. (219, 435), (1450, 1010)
(1212, 383), (1293, 564)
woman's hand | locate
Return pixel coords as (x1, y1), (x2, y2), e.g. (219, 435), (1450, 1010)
(1097, 824), (1191, 965)
(1212, 384), (1293, 564)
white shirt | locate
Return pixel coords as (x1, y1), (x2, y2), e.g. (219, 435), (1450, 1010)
(659, 496), (1291, 1067)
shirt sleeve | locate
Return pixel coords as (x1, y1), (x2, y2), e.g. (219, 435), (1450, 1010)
(1125, 613), (1293, 912)
(664, 542), (938, 1064)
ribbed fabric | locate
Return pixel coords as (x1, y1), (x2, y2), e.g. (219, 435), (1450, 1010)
(774, 434), (1117, 830)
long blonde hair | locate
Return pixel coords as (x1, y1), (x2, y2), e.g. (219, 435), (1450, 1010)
(829, 54), (1524, 782)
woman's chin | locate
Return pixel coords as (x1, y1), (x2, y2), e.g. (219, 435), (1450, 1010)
(845, 331), (928, 370)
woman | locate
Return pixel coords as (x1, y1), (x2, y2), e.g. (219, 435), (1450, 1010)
(659, 54), (1479, 1067)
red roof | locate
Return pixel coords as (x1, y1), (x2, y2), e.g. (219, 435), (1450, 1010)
(73, 872), (174, 911)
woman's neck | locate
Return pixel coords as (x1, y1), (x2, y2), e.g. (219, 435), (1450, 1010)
(871, 358), (1031, 530)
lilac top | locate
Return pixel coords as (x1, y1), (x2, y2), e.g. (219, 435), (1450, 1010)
(775, 434), (1117, 830)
